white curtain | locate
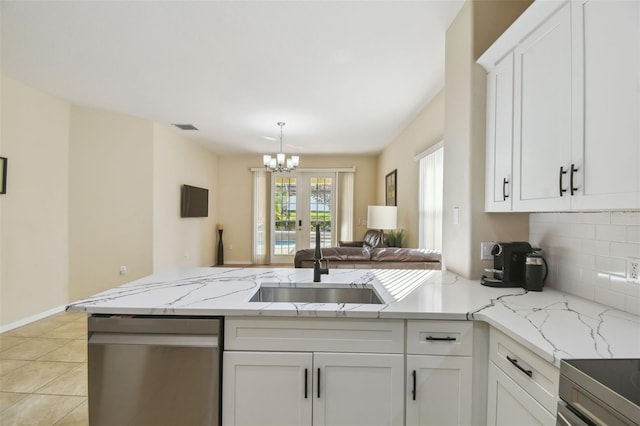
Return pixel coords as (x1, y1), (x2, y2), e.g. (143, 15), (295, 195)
(338, 171), (354, 243)
(418, 145), (443, 251)
(252, 170), (269, 264)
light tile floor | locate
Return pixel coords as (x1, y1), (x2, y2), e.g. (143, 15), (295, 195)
(0, 312), (88, 425)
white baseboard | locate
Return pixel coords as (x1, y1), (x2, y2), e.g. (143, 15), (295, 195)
(0, 305), (68, 334)
(222, 260), (253, 265)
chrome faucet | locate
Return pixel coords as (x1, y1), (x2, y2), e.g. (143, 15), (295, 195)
(313, 224), (329, 282)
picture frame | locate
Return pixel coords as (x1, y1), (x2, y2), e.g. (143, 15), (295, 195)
(385, 169), (397, 206)
(0, 157), (6, 194)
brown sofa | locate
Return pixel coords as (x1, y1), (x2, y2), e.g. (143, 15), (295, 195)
(294, 230), (441, 270)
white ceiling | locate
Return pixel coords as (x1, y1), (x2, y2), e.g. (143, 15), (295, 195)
(1, 0), (464, 156)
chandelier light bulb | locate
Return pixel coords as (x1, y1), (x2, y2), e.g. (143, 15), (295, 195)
(262, 121), (300, 172)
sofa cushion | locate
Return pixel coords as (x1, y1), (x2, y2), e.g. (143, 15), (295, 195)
(370, 248), (441, 263)
(362, 230), (388, 250)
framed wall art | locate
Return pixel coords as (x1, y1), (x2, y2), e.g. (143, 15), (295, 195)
(0, 157), (6, 194)
(385, 169), (397, 206)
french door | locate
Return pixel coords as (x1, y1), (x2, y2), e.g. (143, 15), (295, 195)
(270, 172), (335, 264)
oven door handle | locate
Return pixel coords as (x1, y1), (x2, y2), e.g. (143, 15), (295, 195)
(556, 401), (591, 426)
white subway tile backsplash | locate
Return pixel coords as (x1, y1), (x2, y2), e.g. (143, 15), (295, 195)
(611, 211), (640, 225)
(595, 256), (627, 277)
(564, 281), (595, 300)
(625, 296), (640, 316)
(581, 212), (611, 224)
(610, 275), (640, 298)
(530, 212), (558, 223)
(578, 239), (610, 257)
(627, 226), (640, 243)
(530, 211), (640, 316)
(595, 224), (627, 242)
(610, 242), (640, 258)
(563, 223), (596, 239)
(557, 212), (580, 223)
(594, 287), (626, 311)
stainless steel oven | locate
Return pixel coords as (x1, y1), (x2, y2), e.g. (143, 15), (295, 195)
(88, 315), (222, 426)
(557, 359), (640, 426)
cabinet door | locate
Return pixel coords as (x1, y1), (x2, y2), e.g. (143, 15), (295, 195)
(222, 351), (312, 426)
(570, 0), (640, 210)
(406, 355), (473, 426)
(512, 1), (573, 211)
(486, 51), (515, 212)
(313, 352), (404, 426)
(487, 362), (556, 426)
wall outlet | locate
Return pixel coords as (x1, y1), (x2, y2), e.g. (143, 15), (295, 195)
(119, 265), (128, 275)
(627, 257), (640, 284)
(481, 242), (495, 261)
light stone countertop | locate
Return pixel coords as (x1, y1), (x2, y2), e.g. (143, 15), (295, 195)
(67, 267), (640, 367)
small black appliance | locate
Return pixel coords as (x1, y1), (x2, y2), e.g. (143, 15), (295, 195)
(524, 249), (548, 291)
(481, 242), (532, 288)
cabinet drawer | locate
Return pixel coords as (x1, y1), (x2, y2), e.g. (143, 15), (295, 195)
(489, 328), (559, 414)
(225, 317), (404, 353)
(406, 320), (473, 356)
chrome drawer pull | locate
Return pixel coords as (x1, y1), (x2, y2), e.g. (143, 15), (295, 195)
(507, 355), (533, 377)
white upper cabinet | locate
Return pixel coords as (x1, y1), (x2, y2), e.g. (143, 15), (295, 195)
(512, 2), (573, 211)
(485, 52), (516, 212)
(570, 0), (640, 210)
(479, 0), (640, 212)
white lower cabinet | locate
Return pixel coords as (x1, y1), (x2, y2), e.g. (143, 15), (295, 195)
(487, 363), (555, 426)
(406, 320), (474, 426)
(223, 351), (312, 426)
(314, 352), (404, 426)
(223, 350), (404, 426)
(486, 327), (559, 426)
(406, 355), (473, 426)
(223, 317), (405, 426)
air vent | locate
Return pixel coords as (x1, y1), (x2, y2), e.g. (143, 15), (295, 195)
(172, 124), (199, 131)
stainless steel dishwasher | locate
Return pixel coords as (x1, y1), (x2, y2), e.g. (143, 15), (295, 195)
(88, 315), (222, 425)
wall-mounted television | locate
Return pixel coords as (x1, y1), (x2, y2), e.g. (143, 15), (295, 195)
(181, 184), (209, 218)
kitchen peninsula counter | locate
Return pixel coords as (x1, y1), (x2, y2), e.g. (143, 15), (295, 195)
(67, 267), (640, 367)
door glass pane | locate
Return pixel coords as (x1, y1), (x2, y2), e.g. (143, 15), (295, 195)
(309, 177), (333, 249)
(274, 176), (297, 255)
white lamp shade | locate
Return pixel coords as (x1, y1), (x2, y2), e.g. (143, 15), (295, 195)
(367, 205), (397, 230)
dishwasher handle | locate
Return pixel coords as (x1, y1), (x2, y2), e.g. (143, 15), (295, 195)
(89, 332), (219, 348)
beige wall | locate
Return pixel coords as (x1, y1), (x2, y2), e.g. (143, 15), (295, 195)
(0, 77), (223, 328)
(0, 76), (71, 325)
(378, 91), (445, 248)
(442, 0), (530, 278)
(153, 123), (218, 271)
(217, 154), (377, 263)
(68, 106), (154, 301)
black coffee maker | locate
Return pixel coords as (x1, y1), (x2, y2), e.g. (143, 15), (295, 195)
(481, 242), (532, 288)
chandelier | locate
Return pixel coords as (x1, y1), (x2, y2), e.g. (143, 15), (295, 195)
(263, 122), (299, 172)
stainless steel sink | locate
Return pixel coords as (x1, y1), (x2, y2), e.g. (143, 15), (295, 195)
(248, 284), (384, 304)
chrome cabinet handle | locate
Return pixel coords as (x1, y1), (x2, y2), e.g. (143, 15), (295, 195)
(507, 355), (532, 377)
(502, 177), (509, 201)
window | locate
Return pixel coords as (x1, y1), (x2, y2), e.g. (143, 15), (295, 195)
(418, 143), (443, 251)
